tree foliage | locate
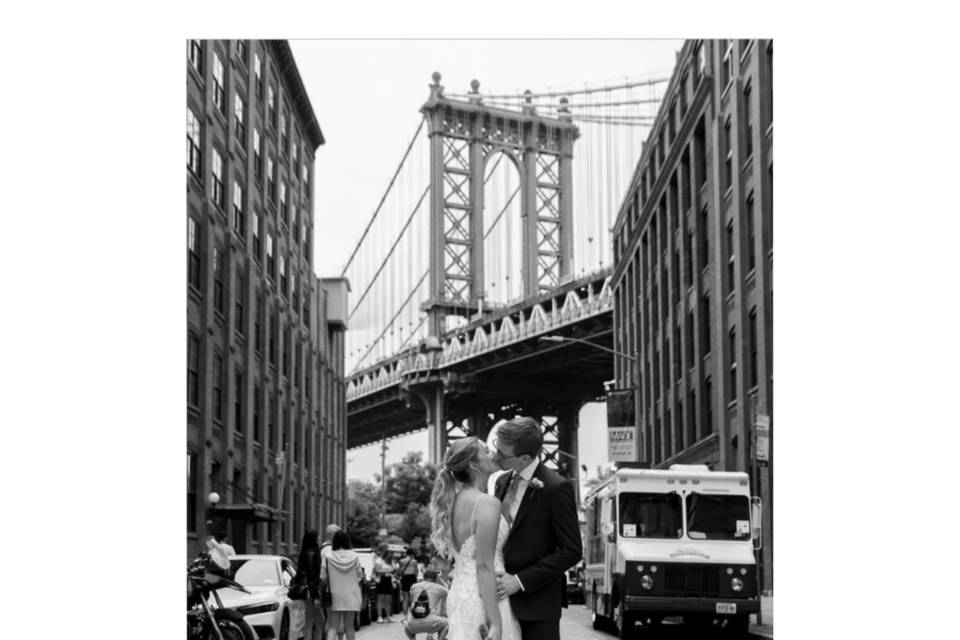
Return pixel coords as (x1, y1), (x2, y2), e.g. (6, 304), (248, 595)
(345, 479), (382, 548)
(384, 451), (438, 514)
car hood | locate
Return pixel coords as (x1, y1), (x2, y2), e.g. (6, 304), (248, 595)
(214, 585), (287, 607)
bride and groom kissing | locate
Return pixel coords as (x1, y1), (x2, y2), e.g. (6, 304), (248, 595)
(429, 417), (582, 640)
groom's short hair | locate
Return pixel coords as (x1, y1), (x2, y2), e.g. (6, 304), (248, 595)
(498, 417), (543, 457)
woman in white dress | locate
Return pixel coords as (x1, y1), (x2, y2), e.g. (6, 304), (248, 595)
(429, 437), (521, 640)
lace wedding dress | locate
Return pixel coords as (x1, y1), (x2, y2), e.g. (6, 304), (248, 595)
(446, 515), (522, 640)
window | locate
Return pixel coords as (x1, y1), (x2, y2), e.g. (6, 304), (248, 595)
(701, 293), (711, 356)
(213, 246), (224, 314)
(279, 180), (287, 222)
(765, 42), (773, 125)
(697, 41), (706, 79)
(266, 233), (275, 279)
(729, 327), (738, 401)
(212, 53), (225, 114)
(234, 269), (244, 335)
(188, 332), (199, 406)
(188, 218), (202, 291)
(668, 100), (677, 141)
(283, 328), (290, 377)
(279, 255), (287, 295)
(186, 107), (202, 178)
(746, 194), (756, 272)
(749, 307), (759, 388)
(301, 161), (309, 188)
(721, 39), (733, 88)
(280, 111), (288, 154)
(684, 230), (693, 287)
(266, 156), (276, 200)
(254, 52), (263, 99)
(723, 118), (733, 191)
(726, 220), (736, 293)
(739, 39), (751, 57)
(188, 40), (203, 75)
(292, 138), (298, 169)
(743, 82), (753, 160)
(234, 370), (244, 426)
(252, 210), (261, 259)
(694, 119), (707, 188)
(253, 128), (262, 183)
(680, 150), (691, 213)
(698, 207), (709, 268)
(268, 310), (277, 366)
(303, 291), (310, 328)
(187, 451), (198, 531)
(233, 180), (245, 237)
(235, 39), (248, 65)
(213, 354), (224, 422)
(705, 377), (713, 433)
(679, 73), (688, 115)
(234, 91), (245, 144)
(255, 292), (263, 355)
(688, 389), (697, 444)
(295, 339), (302, 388)
(686, 311), (694, 368)
(291, 271), (299, 310)
(267, 84), (276, 126)
(211, 149), (224, 209)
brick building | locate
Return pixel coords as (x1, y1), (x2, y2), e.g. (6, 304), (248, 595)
(609, 39), (773, 590)
(187, 39), (349, 559)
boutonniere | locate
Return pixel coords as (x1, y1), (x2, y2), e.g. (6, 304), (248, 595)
(529, 478), (544, 490)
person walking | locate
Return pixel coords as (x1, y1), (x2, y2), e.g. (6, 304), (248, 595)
(296, 529), (324, 640)
(398, 547), (420, 621)
(320, 523), (340, 560)
(372, 548), (397, 623)
(320, 531), (363, 640)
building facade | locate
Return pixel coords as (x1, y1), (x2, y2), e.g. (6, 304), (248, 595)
(610, 39), (773, 590)
(187, 39), (349, 560)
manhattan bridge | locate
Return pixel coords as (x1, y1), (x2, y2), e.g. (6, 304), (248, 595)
(344, 70), (669, 483)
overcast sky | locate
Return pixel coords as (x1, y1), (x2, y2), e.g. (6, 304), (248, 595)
(288, 39), (684, 482)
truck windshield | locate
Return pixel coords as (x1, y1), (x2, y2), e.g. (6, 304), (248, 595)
(618, 492), (682, 539)
(685, 492), (751, 540)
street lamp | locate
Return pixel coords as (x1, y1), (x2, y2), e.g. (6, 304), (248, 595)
(205, 491), (221, 537)
(538, 335), (637, 362)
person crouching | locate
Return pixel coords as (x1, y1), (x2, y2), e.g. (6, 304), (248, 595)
(403, 570), (448, 640)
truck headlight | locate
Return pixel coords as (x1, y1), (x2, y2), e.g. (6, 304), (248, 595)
(731, 578), (744, 592)
(640, 575), (654, 590)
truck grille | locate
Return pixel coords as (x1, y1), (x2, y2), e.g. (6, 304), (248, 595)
(662, 564), (721, 597)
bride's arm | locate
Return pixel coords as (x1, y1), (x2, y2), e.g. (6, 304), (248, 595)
(473, 495), (503, 640)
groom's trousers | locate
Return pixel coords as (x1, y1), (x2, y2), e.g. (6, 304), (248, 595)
(518, 618), (560, 640)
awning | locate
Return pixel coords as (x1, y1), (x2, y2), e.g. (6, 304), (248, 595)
(209, 502), (280, 523)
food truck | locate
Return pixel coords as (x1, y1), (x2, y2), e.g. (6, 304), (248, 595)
(583, 464), (762, 637)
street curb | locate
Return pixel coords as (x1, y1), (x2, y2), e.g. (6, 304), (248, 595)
(748, 632), (774, 640)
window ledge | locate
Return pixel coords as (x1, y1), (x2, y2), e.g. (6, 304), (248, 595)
(727, 399), (738, 410)
(188, 65), (205, 88)
(742, 154), (755, 173)
(720, 80), (734, 102)
(723, 185), (734, 201)
(745, 268), (757, 285)
(725, 291), (736, 304)
(188, 171), (204, 193)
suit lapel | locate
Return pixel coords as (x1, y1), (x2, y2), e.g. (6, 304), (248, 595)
(494, 471), (510, 502)
(508, 463), (542, 539)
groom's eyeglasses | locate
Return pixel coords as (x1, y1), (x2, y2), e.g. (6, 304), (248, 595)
(494, 447), (520, 462)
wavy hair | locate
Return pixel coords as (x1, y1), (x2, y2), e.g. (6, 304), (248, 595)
(429, 436), (486, 559)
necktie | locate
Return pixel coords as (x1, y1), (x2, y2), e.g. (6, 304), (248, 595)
(504, 472), (522, 522)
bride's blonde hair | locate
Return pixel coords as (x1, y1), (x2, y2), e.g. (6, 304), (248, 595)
(429, 437), (487, 559)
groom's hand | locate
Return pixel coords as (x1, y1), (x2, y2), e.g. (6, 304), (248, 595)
(496, 572), (522, 599)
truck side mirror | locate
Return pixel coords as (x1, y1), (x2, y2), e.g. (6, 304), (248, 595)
(750, 497), (762, 551)
(601, 522), (615, 541)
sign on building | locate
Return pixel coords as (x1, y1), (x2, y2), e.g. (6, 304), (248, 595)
(606, 388), (638, 462)
(755, 414), (770, 466)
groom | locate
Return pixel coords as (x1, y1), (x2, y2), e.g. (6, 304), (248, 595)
(493, 417), (582, 640)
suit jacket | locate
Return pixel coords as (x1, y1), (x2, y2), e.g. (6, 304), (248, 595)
(496, 463), (582, 621)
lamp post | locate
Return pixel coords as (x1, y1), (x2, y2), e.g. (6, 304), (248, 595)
(206, 491), (221, 541)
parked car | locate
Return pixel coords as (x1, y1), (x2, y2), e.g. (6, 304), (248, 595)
(215, 554), (305, 640)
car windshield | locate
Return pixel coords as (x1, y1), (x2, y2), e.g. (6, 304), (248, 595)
(618, 492), (682, 539)
(685, 492), (751, 540)
(229, 559), (280, 587)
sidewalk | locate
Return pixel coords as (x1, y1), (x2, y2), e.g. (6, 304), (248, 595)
(749, 594), (774, 638)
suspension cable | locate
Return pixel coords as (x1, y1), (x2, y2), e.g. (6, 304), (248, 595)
(348, 185), (430, 319)
(340, 116), (426, 276)
(446, 75), (669, 100)
(353, 269), (429, 370)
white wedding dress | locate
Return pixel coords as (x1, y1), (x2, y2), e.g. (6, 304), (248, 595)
(446, 515), (522, 640)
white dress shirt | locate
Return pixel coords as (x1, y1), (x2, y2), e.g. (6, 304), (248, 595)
(507, 458), (539, 523)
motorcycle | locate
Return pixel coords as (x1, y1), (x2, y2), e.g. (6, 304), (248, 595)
(187, 552), (256, 640)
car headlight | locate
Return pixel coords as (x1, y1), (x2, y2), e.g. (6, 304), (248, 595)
(730, 578), (744, 592)
(237, 601), (280, 615)
(640, 575), (654, 590)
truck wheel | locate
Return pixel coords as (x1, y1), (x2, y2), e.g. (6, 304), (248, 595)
(613, 600), (634, 640)
(591, 587), (604, 630)
(724, 614), (749, 636)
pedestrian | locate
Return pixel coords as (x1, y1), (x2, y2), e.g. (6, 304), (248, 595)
(398, 547), (420, 621)
(372, 548), (397, 623)
(296, 529), (324, 640)
(214, 531), (236, 558)
(402, 569), (449, 640)
(320, 530), (364, 640)
(320, 523), (340, 561)
(204, 535), (231, 576)
(425, 553), (452, 588)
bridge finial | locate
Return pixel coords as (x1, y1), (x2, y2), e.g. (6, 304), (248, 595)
(522, 89), (536, 115)
(558, 96), (572, 122)
(469, 78), (482, 104)
(429, 71), (444, 101)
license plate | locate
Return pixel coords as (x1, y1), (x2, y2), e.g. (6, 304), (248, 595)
(716, 603), (737, 614)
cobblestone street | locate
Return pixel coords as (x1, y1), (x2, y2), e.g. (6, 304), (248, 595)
(351, 604), (605, 640)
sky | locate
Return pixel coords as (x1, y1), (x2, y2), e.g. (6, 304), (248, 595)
(288, 39), (685, 483)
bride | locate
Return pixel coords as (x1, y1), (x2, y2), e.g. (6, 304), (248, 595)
(429, 437), (521, 640)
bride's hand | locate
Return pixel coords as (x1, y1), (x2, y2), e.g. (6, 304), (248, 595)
(482, 622), (502, 640)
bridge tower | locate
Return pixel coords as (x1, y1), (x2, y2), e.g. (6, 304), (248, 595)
(418, 73), (580, 462)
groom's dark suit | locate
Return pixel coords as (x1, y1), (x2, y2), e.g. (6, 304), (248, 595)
(496, 462), (582, 640)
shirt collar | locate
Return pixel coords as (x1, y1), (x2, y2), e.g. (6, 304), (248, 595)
(516, 458), (539, 483)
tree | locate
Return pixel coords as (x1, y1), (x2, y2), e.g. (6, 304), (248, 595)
(345, 479), (382, 547)
(397, 501), (432, 545)
(383, 451), (438, 514)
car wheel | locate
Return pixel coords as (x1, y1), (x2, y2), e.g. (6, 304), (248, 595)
(278, 609), (289, 640)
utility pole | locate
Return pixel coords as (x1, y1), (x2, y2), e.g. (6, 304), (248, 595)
(379, 437), (389, 536)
